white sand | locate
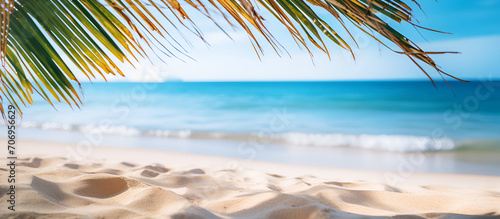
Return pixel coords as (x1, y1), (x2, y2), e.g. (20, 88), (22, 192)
(1, 139), (499, 218)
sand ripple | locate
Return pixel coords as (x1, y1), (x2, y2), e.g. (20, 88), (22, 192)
(0, 156), (499, 218)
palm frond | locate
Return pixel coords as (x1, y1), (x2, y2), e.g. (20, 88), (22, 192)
(0, 0), (459, 117)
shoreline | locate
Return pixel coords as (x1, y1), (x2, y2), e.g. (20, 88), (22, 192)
(3, 128), (500, 176)
(10, 139), (500, 187)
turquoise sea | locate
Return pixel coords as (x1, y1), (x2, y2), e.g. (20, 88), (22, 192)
(3, 81), (500, 175)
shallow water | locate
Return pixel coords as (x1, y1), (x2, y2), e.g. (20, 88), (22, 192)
(14, 81), (500, 152)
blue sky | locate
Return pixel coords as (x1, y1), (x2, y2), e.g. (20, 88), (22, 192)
(113, 0), (500, 82)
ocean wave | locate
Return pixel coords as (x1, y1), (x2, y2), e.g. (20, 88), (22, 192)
(14, 121), (457, 152)
(277, 133), (455, 152)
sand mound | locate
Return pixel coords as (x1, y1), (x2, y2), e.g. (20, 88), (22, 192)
(0, 156), (499, 218)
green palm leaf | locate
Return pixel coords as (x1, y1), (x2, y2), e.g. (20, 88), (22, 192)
(0, 0), (460, 117)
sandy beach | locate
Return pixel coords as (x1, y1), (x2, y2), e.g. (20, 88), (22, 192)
(0, 139), (499, 218)
(1, 0), (499, 218)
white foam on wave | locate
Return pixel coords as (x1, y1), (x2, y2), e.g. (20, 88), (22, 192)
(80, 124), (141, 136)
(279, 133), (455, 152)
(18, 122), (141, 136)
(146, 129), (192, 138)
(14, 121), (455, 152)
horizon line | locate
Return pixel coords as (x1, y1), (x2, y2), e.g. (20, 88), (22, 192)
(79, 79), (500, 83)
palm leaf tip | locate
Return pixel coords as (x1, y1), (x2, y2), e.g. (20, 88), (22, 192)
(0, 0), (458, 117)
